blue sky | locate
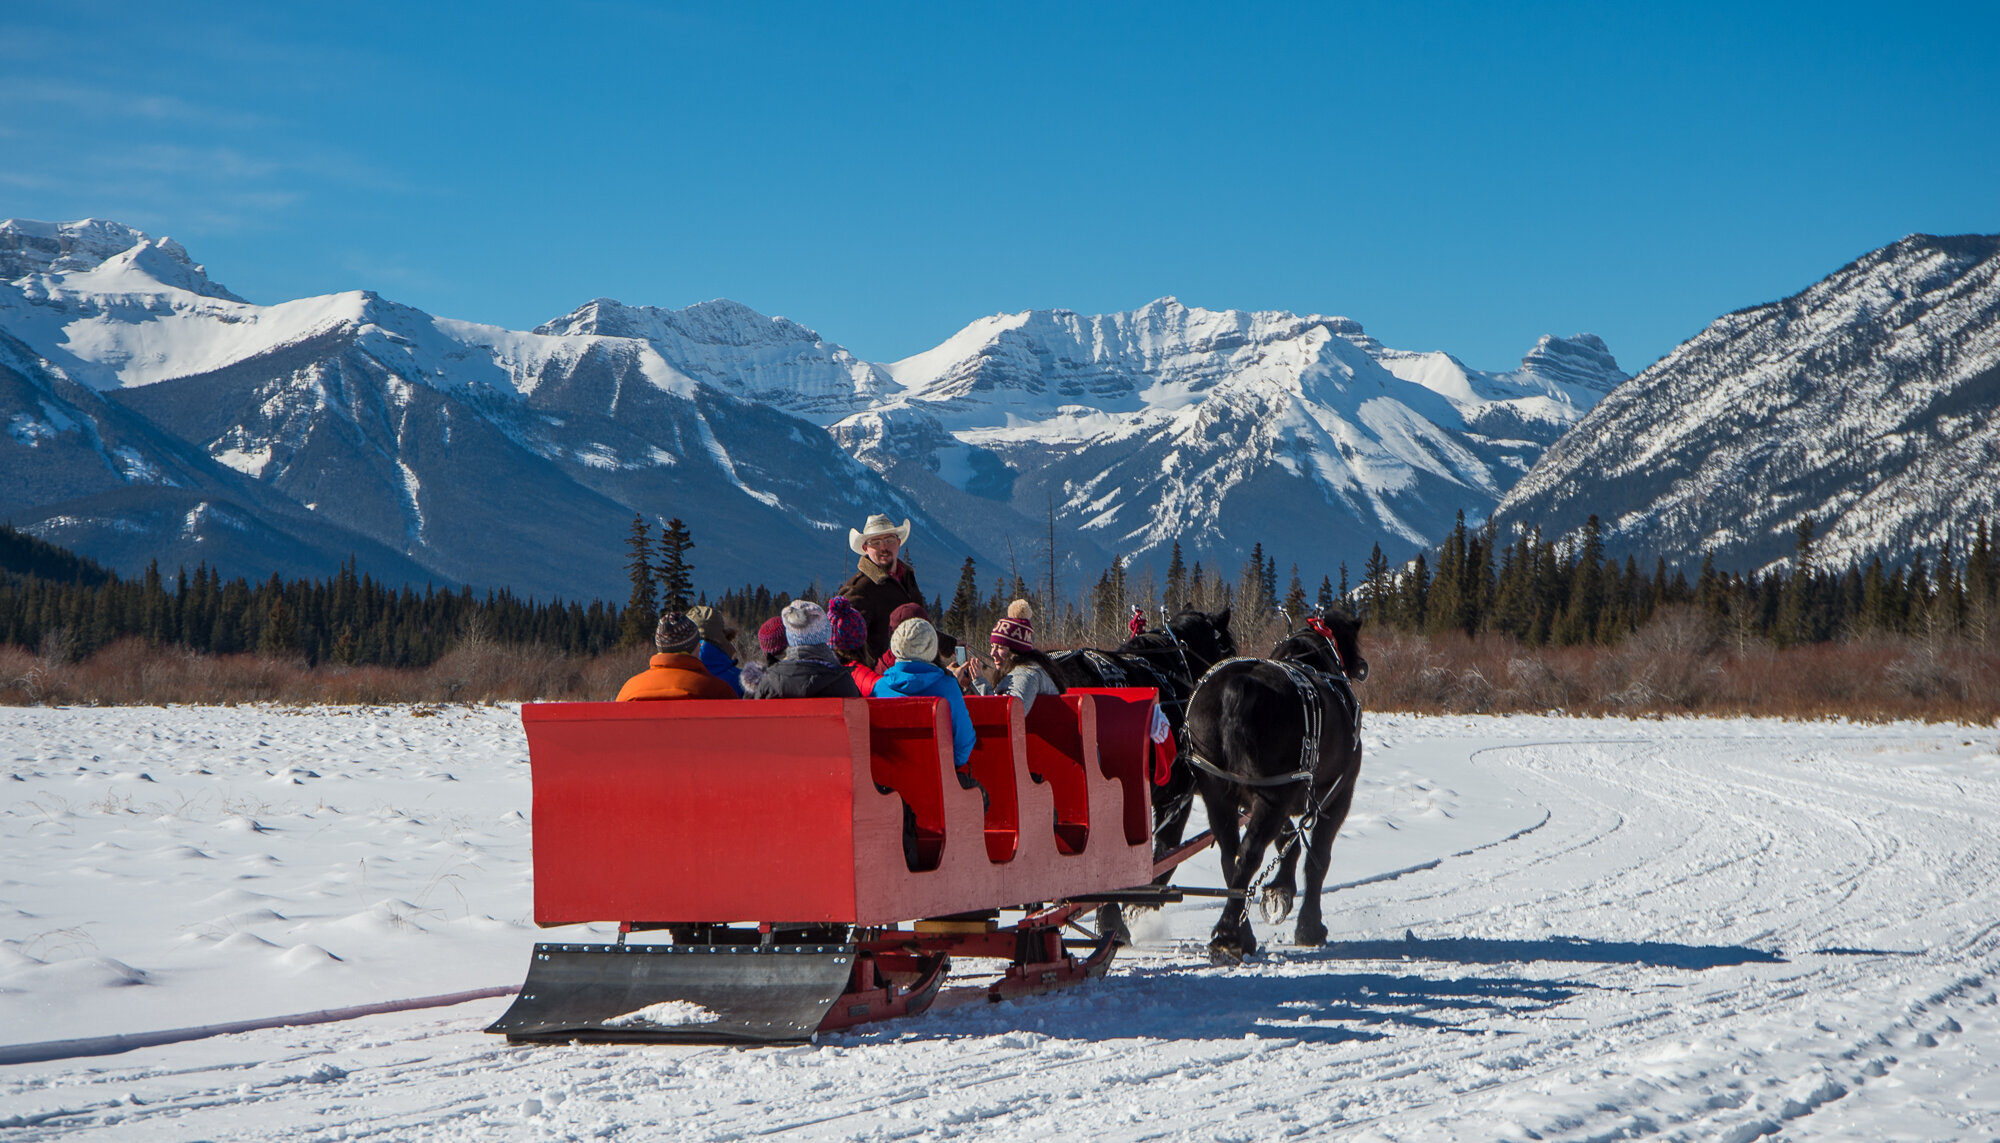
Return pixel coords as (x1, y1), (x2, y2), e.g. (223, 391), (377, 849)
(3, 1), (1995, 373)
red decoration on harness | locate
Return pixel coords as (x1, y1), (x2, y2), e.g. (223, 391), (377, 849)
(1306, 616), (1348, 674)
(1128, 606), (1147, 638)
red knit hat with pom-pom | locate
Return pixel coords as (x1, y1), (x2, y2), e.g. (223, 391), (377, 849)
(989, 599), (1035, 652)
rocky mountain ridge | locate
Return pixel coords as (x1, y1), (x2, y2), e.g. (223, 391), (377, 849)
(1493, 232), (2000, 574)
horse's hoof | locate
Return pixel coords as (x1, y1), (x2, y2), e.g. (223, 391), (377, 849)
(1096, 904), (1132, 946)
(1207, 939), (1245, 967)
(1236, 919), (1260, 958)
(1294, 919), (1328, 947)
(1259, 886), (1294, 925)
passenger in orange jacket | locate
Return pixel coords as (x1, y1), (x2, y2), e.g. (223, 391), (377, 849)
(616, 613), (738, 702)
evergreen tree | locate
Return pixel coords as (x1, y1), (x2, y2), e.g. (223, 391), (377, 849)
(1283, 564), (1307, 623)
(1238, 543), (1271, 622)
(656, 518), (695, 615)
(947, 557), (980, 636)
(1553, 516), (1605, 644)
(619, 514), (657, 648)
(1402, 553), (1431, 629)
(1775, 516), (1817, 646)
(258, 594), (299, 656)
(1361, 544), (1391, 623)
(1166, 541), (1187, 610)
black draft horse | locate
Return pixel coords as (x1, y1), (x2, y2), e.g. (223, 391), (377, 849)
(1051, 608), (1238, 854)
(1051, 608), (1237, 939)
(1184, 606), (1366, 963)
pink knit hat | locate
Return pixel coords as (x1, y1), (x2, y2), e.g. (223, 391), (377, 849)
(989, 599), (1034, 652)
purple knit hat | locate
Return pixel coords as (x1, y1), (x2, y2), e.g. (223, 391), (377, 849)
(989, 599), (1034, 652)
(827, 596), (867, 654)
(756, 615), (788, 657)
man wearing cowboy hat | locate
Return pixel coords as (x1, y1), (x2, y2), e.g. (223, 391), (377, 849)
(836, 514), (957, 667)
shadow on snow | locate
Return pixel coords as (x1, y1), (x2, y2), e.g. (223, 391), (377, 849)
(1316, 932), (1787, 969)
(843, 961), (1590, 1045)
(835, 931), (1785, 1045)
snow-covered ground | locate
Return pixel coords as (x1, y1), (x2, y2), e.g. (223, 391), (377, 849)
(3, 705), (1998, 1140)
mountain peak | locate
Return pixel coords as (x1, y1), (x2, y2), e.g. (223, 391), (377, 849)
(0, 217), (244, 301)
(532, 296), (889, 423)
(1516, 333), (1626, 395)
(1496, 230), (2000, 573)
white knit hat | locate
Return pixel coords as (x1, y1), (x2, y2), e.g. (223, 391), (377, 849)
(889, 617), (939, 664)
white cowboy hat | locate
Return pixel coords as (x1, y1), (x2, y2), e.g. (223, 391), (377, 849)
(849, 514), (912, 555)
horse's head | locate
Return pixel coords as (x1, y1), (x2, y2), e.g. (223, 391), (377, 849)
(1168, 607), (1237, 670)
(1294, 606), (1368, 681)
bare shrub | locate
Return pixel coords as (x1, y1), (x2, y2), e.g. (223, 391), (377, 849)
(1501, 653), (1588, 711)
(1887, 645), (1969, 701)
(3, 623), (1992, 721)
(1615, 606), (1723, 710)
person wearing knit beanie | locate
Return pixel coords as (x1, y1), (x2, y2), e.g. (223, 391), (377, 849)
(890, 616), (939, 664)
(988, 599), (1034, 652)
(756, 615), (788, 663)
(827, 596), (880, 695)
(827, 597), (868, 655)
(753, 599), (861, 699)
(782, 600), (832, 647)
(614, 613), (735, 701)
(974, 600), (1065, 714)
(655, 612), (700, 654)
(874, 618), (978, 775)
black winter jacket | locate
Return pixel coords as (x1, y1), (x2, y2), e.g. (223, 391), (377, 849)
(753, 646), (863, 699)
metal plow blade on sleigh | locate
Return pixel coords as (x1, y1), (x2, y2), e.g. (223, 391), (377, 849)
(487, 688), (1199, 1044)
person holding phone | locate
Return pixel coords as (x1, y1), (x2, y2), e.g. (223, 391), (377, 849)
(874, 619), (980, 782)
(960, 600), (1066, 714)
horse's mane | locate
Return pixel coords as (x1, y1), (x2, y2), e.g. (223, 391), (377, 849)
(1117, 631), (1179, 655)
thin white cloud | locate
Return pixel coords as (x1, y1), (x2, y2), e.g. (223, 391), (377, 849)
(0, 78), (274, 132)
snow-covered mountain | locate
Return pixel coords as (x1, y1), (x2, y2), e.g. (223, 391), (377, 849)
(3, 216), (1633, 601)
(835, 297), (1624, 582)
(1492, 233), (2000, 574)
(536, 297), (894, 424)
(0, 220), (968, 601)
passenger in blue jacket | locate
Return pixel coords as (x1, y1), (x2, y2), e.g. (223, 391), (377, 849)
(686, 605), (744, 697)
(873, 618), (978, 778)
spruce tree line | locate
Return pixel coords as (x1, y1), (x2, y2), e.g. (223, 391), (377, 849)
(1345, 512), (2000, 647)
(1, 525), (619, 666)
(7, 507), (1996, 672)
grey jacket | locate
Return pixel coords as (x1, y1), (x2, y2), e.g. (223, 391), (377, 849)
(975, 664), (1062, 714)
